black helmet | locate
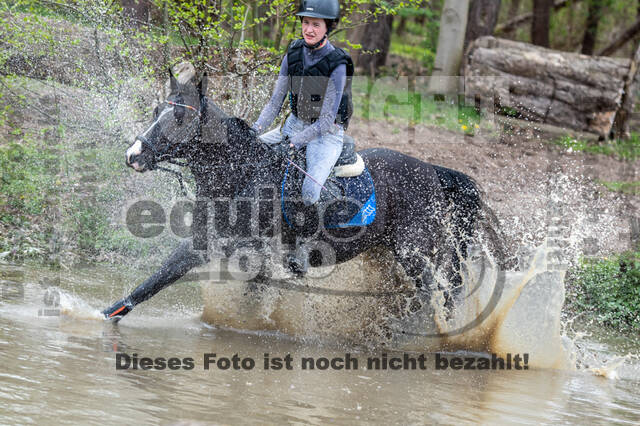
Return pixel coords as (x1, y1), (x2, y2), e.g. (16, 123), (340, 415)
(296, 0), (340, 20)
(297, 0), (340, 33)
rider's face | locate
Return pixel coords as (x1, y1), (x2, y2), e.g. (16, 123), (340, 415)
(301, 17), (327, 46)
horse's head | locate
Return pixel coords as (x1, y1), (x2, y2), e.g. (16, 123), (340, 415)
(126, 63), (208, 172)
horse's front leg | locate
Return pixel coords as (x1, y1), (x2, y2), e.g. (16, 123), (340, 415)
(102, 241), (209, 322)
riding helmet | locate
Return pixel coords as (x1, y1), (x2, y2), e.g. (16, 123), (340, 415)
(296, 0), (340, 32)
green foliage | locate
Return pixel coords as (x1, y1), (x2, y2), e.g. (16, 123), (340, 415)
(568, 251), (640, 332)
(150, 0), (425, 72)
(390, 4), (439, 73)
(554, 134), (640, 161)
(0, 139), (57, 216)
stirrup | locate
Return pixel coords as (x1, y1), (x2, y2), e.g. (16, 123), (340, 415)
(286, 241), (309, 277)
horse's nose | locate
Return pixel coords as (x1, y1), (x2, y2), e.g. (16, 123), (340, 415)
(127, 153), (141, 168)
(125, 152), (134, 167)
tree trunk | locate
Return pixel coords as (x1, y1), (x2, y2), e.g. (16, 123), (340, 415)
(396, 15), (407, 36)
(502, 0), (522, 36)
(121, 0), (151, 25)
(613, 41), (640, 139)
(597, 17), (640, 57)
(496, 0), (578, 34)
(428, 0), (471, 93)
(350, 9), (394, 76)
(581, 0), (603, 55)
(531, 0), (553, 47)
(464, 0), (502, 51)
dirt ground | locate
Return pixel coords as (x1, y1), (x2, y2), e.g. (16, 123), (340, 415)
(348, 116), (640, 260)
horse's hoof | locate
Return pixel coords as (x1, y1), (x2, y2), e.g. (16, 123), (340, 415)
(102, 297), (133, 323)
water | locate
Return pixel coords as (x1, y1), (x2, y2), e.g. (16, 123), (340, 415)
(1, 256), (639, 424)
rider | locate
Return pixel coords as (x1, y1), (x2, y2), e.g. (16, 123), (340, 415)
(253, 0), (353, 206)
(252, 0), (353, 274)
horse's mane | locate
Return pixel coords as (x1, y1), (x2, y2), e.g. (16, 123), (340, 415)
(224, 117), (256, 146)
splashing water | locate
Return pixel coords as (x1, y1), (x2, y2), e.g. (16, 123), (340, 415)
(200, 241), (580, 369)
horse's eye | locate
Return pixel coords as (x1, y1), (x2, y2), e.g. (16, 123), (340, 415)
(153, 106), (159, 119)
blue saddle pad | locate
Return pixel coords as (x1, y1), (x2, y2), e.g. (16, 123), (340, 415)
(281, 165), (376, 229)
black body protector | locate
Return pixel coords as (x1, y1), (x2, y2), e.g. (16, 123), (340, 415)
(287, 39), (354, 129)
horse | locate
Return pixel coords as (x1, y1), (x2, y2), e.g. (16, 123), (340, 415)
(103, 63), (507, 323)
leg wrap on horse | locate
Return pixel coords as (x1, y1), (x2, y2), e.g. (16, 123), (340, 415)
(129, 241), (209, 305)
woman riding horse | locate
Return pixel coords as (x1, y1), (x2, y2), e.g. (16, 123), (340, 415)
(102, 25), (509, 325)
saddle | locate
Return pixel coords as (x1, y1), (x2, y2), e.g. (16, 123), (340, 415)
(281, 134), (376, 230)
(333, 135), (364, 178)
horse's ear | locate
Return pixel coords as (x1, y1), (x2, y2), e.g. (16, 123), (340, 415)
(198, 72), (208, 97)
(169, 68), (178, 93)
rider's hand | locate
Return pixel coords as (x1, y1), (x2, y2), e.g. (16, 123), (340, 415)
(248, 126), (259, 141)
(273, 136), (295, 158)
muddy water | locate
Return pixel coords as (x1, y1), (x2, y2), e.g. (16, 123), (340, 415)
(1, 262), (639, 424)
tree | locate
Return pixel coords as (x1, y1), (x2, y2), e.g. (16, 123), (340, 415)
(349, 6), (394, 76)
(428, 0), (470, 93)
(502, 0), (521, 36)
(531, 0), (553, 47)
(122, 0), (152, 25)
(613, 41), (640, 139)
(597, 17), (640, 56)
(496, 0), (578, 35)
(581, 0), (605, 55)
(464, 0), (502, 51)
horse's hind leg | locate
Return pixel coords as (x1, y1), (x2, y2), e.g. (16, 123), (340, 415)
(391, 222), (466, 314)
(102, 241), (208, 322)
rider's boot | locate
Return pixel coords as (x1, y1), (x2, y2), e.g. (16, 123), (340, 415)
(102, 296), (134, 323)
(287, 237), (309, 277)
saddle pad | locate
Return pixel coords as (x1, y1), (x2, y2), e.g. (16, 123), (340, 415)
(281, 165), (376, 229)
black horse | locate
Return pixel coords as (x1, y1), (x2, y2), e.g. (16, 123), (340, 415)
(103, 64), (503, 322)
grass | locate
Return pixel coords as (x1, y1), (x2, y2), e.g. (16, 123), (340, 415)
(554, 134), (640, 161)
(598, 181), (640, 196)
(566, 250), (640, 332)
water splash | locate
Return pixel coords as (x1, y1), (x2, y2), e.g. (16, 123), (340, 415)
(201, 242), (575, 369)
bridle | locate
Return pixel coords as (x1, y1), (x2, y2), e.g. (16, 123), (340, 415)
(133, 96), (208, 195)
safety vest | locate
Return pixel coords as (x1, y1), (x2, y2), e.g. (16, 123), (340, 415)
(287, 39), (354, 129)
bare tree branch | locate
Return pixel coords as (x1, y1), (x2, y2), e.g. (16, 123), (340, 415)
(495, 0), (578, 34)
(597, 17), (640, 57)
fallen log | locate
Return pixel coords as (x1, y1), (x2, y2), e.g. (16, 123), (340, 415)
(464, 36), (639, 137)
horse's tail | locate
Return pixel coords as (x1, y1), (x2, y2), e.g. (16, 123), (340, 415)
(434, 166), (515, 270)
(434, 165), (481, 224)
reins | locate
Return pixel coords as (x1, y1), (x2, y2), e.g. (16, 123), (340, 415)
(135, 95), (342, 200)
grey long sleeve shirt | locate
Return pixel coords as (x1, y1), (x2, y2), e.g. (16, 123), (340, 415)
(252, 40), (346, 149)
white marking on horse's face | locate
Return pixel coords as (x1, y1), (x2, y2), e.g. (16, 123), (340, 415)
(126, 140), (144, 171)
(126, 106), (175, 172)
